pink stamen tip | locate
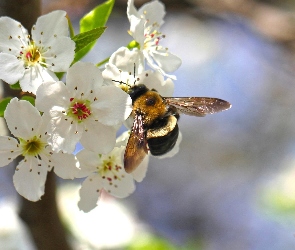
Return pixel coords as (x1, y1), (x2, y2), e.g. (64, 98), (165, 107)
(26, 51), (32, 59)
(70, 98), (74, 102)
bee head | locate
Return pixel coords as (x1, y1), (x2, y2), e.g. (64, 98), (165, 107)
(128, 84), (149, 103)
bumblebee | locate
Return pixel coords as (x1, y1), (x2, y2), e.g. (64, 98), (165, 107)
(124, 84), (231, 173)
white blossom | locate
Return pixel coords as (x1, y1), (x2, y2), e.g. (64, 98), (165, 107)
(36, 61), (132, 154)
(0, 98), (78, 201)
(76, 146), (135, 212)
(103, 47), (174, 97)
(0, 10), (75, 94)
(127, 0), (182, 79)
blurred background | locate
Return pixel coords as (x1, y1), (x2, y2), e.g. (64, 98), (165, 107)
(2, 0), (295, 249)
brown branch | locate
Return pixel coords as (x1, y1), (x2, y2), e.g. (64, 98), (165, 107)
(0, 1), (72, 249)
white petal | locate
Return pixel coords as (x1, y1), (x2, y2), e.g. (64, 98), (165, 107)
(80, 121), (116, 154)
(102, 63), (122, 86)
(138, 70), (174, 96)
(0, 136), (21, 167)
(0, 53), (24, 84)
(102, 168), (135, 198)
(4, 98), (42, 139)
(48, 111), (83, 153)
(78, 174), (104, 212)
(75, 149), (101, 178)
(131, 155), (149, 182)
(92, 86), (132, 126)
(138, 0), (166, 26)
(0, 17), (28, 54)
(35, 81), (70, 112)
(108, 47), (144, 74)
(129, 15), (145, 46)
(66, 62), (103, 100)
(20, 65), (58, 94)
(50, 152), (78, 179)
(32, 10), (69, 46)
(13, 158), (48, 201)
(150, 50), (182, 73)
(43, 37), (75, 72)
(127, 0), (138, 19)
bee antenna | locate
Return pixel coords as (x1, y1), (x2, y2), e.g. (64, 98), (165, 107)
(112, 79), (131, 88)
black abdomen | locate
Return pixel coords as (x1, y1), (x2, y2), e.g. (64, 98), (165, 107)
(146, 115), (179, 156)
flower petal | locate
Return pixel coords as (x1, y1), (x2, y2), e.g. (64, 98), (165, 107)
(4, 98), (42, 139)
(137, 70), (174, 96)
(32, 10), (69, 46)
(20, 65), (58, 94)
(129, 15), (145, 46)
(138, 0), (165, 26)
(66, 62), (103, 100)
(102, 167), (135, 198)
(48, 110), (83, 153)
(108, 47), (144, 74)
(0, 136), (21, 167)
(149, 50), (182, 73)
(131, 155), (149, 182)
(0, 17), (28, 54)
(36, 81), (70, 112)
(50, 152), (78, 179)
(0, 53), (24, 84)
(76, 150), (101, 178)
(91, 86), (132, 126)
(43, 36), (75, 72)
(80, 121), (116, 154)
(13, 158), (48, 201)
(127, 0), (138, 19)
(78, 174), (104, 212)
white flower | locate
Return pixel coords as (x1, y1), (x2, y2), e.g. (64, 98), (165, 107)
(103, 47), (174, 97)
(36, 61), (132, 154)
(0, 10), (75, 94)
(127, 0), (182, 79)
(76, 146), (135, 212)
(0, 98), (78, 201)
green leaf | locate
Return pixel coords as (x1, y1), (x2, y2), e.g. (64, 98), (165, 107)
(73, 27), (106, 54)
(80, 0), (115, 32)
(74, 0), (115, 61)
(10, 82), (21, 90)
(21, 95), (35, 106)
(0, 97), (12, 117)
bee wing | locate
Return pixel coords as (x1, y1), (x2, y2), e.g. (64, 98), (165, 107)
(124, 113), (149, 173)
(164, 97), (231, 117)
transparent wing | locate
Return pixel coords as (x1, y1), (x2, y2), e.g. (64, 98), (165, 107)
(124, 113), (148, 173)
(164, 97), (231, 117)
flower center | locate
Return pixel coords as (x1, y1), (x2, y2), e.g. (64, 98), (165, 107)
(68, 98), (91, 122)
(20, 136), (47, 157)
(97, 155), (123, 182)
(20, 42), (43, 67)
(143, 25), (165, 50)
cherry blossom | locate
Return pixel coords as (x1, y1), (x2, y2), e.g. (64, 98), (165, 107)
(127, 0), (182, 79)
(0, 10), (75, 94)
(0, 98), (78, 201)
(35, 61), (132, 154)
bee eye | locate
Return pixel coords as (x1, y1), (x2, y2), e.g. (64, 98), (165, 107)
(146, 97), (156, 106)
